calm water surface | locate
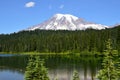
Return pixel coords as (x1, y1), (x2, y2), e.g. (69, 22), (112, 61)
(0, 54), (101, 80)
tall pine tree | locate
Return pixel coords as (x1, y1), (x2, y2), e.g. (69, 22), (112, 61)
(24, 55), (50, 80)
(24, 55), (36, 80)
(97, 39), (119, 80)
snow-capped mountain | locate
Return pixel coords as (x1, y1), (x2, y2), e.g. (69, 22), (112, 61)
(26, 14), (109, 31)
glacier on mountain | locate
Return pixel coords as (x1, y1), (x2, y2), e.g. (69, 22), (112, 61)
(26, 13), (109, 31)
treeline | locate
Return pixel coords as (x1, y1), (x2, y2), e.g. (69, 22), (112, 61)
(0, 26), (120, 53)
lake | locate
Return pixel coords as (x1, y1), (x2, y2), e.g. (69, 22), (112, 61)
(0, 54), (101, 80)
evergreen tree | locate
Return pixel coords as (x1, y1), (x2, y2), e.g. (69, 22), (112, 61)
(24, 55), (50, 80)
(72, 70), (80, 80)
(97, 39), (119, 80)
(24, 55), (36, 80)
(116, 54), (120, 79)
(33, 56), (50, 80)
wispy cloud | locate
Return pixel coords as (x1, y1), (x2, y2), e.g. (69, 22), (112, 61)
(25, 2), (35, 8)
(59, 5), (64, 9)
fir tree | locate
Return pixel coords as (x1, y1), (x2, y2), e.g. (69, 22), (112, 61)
(116, 55), (120, 79)
(72, 70), (80, 80)
(24, 55), (50, 80)
(24, 55), (36, 80)
(97, 39), (119, 80)
(33, 56), (50, 80)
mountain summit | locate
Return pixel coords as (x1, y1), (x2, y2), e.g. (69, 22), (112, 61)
(26, 14), (108, 30)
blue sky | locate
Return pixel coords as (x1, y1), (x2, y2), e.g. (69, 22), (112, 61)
(0, 0), (120, 34)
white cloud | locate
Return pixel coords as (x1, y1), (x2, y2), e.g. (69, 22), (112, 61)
(59, 5), (64, 9)
(25, 2), (35, 8)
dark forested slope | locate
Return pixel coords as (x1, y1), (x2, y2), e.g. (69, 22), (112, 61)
(0, 26), (120, 53)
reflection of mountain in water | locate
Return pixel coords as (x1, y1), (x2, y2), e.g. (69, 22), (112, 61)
(0, 69), (24, 80)
(0, 66), (24, 73)
(0, 54), (101, 80)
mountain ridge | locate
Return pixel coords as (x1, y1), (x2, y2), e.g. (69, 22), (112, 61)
(26, 13), (109, 31)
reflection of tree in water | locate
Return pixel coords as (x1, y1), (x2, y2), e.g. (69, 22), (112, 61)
(0, 55), (28, 72)
(0, 54), (101, 80)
